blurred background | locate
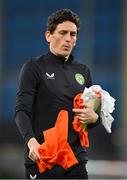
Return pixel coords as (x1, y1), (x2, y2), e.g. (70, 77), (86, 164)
(0, 0), (127, 179)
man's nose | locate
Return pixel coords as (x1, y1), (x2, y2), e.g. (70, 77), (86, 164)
(65, 33), (71, 41)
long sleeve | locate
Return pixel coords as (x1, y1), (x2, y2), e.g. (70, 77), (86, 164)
(85, 67), (92, 88)
(15, 60), (40, 143)
(15, 111), (34, 143)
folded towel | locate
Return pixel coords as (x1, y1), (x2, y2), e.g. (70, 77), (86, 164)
(37, 110), (78, 173)
(81, 85), (115, 133)
(72, 93), (89, 147)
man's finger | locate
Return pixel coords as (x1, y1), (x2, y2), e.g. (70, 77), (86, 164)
(72, 108), (85, 113)
(80, 120), (88, 124)
(28, 154), (36, 162)
(29, 151), (40, 162)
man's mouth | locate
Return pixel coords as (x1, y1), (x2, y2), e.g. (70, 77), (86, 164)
(63, 45), (71, 49)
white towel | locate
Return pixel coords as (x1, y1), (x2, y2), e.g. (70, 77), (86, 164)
(81, 85), (116, 133)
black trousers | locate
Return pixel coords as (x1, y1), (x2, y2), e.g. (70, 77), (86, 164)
(25, 161), (88, 179)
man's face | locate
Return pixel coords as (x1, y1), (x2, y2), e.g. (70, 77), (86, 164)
(45, 21), (77, 59)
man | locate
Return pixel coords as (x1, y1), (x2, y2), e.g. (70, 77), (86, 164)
(15, 9), (99, 179)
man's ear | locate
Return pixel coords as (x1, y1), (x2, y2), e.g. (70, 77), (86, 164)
(45, 31), (51, 43)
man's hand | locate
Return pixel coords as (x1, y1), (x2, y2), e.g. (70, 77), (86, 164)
(27, 137), (41, 162)
(72, 103), (99, 124)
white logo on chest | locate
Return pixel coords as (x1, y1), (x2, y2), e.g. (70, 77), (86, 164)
(46, 72), (55, 79)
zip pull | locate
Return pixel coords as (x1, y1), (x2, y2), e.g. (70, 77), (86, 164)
(63, 59), (68, 67)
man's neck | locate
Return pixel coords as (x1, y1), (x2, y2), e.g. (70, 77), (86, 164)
(49, 49), (69, 61)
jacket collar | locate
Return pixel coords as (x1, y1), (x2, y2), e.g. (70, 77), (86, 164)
(46, 51), (74, 65)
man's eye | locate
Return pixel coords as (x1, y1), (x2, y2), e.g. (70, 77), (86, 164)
(60, 32), (66, 35)
(71, 33), (76, 36)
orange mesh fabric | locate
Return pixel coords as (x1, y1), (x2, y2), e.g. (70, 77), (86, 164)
(72, 93), (89, 147)
(37, 110), (78, 173)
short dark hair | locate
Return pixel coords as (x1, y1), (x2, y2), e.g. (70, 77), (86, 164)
(46, 9), (80, 34)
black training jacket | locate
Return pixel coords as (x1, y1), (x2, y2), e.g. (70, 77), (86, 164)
(15, 51), (93, 166)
